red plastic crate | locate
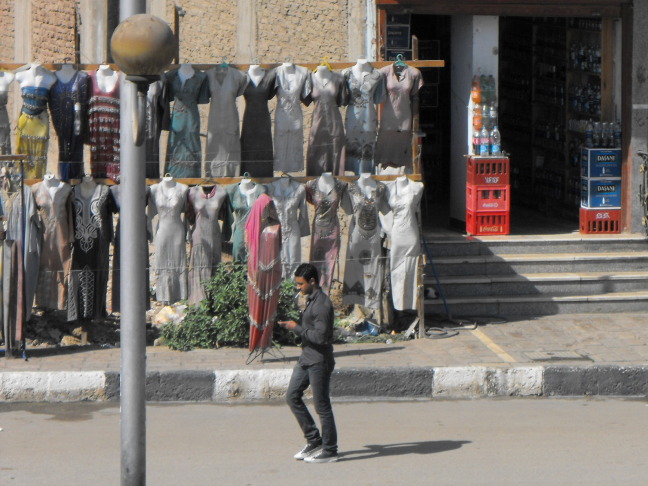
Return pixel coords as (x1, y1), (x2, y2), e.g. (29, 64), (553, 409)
(579, 208), (621, 234)
(467, 156), (510, 185)
(466, 184), (511, 212)
(466, 210), (510, 235)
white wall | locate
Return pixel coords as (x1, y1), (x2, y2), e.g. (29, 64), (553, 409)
(450, 16), (499, 222)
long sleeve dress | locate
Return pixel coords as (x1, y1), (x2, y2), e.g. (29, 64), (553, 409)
(148, 181), (190, 304)
(205, 66), (249, 177)
(273, 64), (312, 173)
(306, 177), (349, 293)
(265, 179), (310, 278)
(386, 179), (424, 310)
(186, 184), (229, 304)
(375, 65), (423, 172)
(49, 70), (90, 181)
(342, 67), (386, 174)
(163, 69), (210, 178)
(0, 91), (10, 154)
(33, 181), (74, 311)
(88, 71), (121, 182)
(144, 79), (166, 179)
(240, 68), (277, 177)
(304, 70), (348, 176)
(342, 180), (390, 309)
(225, 182), (266, 263)
(67, 183), (114, 321)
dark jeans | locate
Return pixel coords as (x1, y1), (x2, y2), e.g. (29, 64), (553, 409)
(286, 359), (337, 454)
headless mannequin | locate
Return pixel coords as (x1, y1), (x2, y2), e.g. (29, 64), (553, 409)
(162, 174), (175, 187)
(55, 64), (78, 84)
(357, 173), (376, 198)
(44, 172), (63, 200)
(16, 63), (56, 89)
(239, 176), (256, 205)
(352, 58), (371, 82)
(317, 172), (335, 194)
(282, 62), (296, 74)
(248, 64), (264, 87)
(96, 64), (119, 92)
(178, 63), (195, 86)
(315, 64), (332, 84)
(0, 70), (15, 93)
(78, 175), (97, 199)
(395, 175), (411, 195)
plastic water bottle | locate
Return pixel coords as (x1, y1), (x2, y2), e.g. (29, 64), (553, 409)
(471, 76), (481, 104)
(489, 104), (498, 129)
(472, 129), (481, 155)
(490, 126), (502, 156)
(584, 119), (594, 148)
(479, 126), (490, 155)
(613, 120), (622, 148)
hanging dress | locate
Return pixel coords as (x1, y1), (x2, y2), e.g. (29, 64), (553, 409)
(205, 66), (248, 177)
(246, 194), (282, 354)
(273, 64), (312, 173)
(67, 183), (114, 321)
(88, 71), (121, 182)
(240, 68), (277, 177)
(305, 177), (349, 293)
(186, 184), (229, 305)
(386, 179), (424, 311)
(16, 86), (51, 179)
(225, 182), (266, 263)
(144, 79), (166, 179)
(0, 91), (10, 154)
(49, 70), (90, 181)
(375, 65), (423, 172)
(305, 71), (348, 176)
(265, 179), (310, 278)
(342, 67), (386, 174)
(148, 181), (189, 303)
(342, 180), (390, 309)
(32, 181), (74, 310)
(163, 69), (209, 178)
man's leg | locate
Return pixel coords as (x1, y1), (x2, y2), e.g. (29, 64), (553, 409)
(286, 363), (321, 444)
(309, 360), (337, 454)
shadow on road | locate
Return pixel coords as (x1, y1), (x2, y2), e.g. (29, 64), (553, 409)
(339, 440), (470, 461)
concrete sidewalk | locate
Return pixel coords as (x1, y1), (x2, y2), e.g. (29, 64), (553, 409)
(1, 312), (647, 402)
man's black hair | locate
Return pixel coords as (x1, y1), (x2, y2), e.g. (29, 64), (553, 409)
(294, 263), (319, 283)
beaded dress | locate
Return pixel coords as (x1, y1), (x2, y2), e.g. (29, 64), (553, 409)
(88, 71), (120, 182)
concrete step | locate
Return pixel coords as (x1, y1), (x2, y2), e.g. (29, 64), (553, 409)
(425, 271), (648, 297)
(424, 290), (648, 317)
(428, 252), (648, 276)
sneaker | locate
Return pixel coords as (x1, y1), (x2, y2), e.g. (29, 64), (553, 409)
(304, 449), (338, 463)
(293, 442), (322, 460)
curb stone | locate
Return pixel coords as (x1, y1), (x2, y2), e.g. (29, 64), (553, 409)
(1, 365), (647, 402)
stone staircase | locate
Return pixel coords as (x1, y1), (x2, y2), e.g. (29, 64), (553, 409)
(422, 233), (648, 317)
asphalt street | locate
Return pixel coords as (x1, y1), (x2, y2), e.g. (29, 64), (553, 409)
(1, 398), (647, 485)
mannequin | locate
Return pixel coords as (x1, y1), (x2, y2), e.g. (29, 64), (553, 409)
(162, 173), (175, 185)
(248, 64), (264, 87)
(317, 172), (335, 194)
(55, 64), (78, 84)
(16, 63), (57, 89)
(314, 63), (332, 84)
(239, 176), (257, 205)
(357, 173), (377, 198)
(395, 175), (411, 194)
(178, 63), (195, 86)
(352, 58), (371, 81)
(96, 64), (119, 93)
(43, 171), (63, 200)
(78, 174), (97, 199)
(0, 70), (15, 92)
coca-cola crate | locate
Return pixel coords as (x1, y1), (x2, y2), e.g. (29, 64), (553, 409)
(467, 156), (510, 185)
(466, 184), (511, 212)
(579, 207), (621, 234)
(466, 210), (510, 235)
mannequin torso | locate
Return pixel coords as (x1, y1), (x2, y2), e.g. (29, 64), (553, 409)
(315, 65), (332, 85)
(248, 64), (264, 87)
(318, 172), (335, 194)
(178, 63), (195, 86)
(0, 71), (15, 93)
(55, 64), (78, 84)
(357, 173), (377, 198)
(16, 63), (56, 89)
(96, 65), (119, 92)
(352, 58), (371, 83)
(78, 175), (97, 199)
(395, 175), (411, 195)
(44, 172), (63, 200)
(239, 178), (257, 205)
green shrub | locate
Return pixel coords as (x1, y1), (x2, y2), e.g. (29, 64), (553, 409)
(162, 263), (301, 351)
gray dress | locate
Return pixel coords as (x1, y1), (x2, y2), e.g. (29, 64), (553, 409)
(305, 71), (348, 176)
(342, 180), (390, 309)
(0, 92), (11, 154)
(205, 66), (249, 177)
(273, 64), (312, 173)
(187, 184), (228, 304)
(342, 67), (386, 174)
(265, 179), (310, 277)
(148, 181), (189, 303)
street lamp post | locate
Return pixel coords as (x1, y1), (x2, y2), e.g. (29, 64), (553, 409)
(110, 9), (176, 486)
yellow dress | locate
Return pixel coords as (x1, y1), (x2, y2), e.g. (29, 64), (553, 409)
(16, 86), (50, 179)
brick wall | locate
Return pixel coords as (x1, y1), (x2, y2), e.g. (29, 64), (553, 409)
(31, 0), (77, 63)
(0, 0), (14, 61)
(177, 1), (238, 63)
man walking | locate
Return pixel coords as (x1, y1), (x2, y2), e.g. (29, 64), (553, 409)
(278, 263), (338, 463)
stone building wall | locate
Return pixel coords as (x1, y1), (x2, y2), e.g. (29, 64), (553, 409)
(0, 0), (14, 60)
(31, 0), (77, 63)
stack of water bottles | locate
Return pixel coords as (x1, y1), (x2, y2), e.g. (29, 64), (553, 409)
(470, 74), (502, 156)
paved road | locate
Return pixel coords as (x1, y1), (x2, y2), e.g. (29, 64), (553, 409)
(2, 398), (647, 485)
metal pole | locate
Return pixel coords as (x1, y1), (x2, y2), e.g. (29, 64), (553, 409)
(119, 1), (147, 485)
